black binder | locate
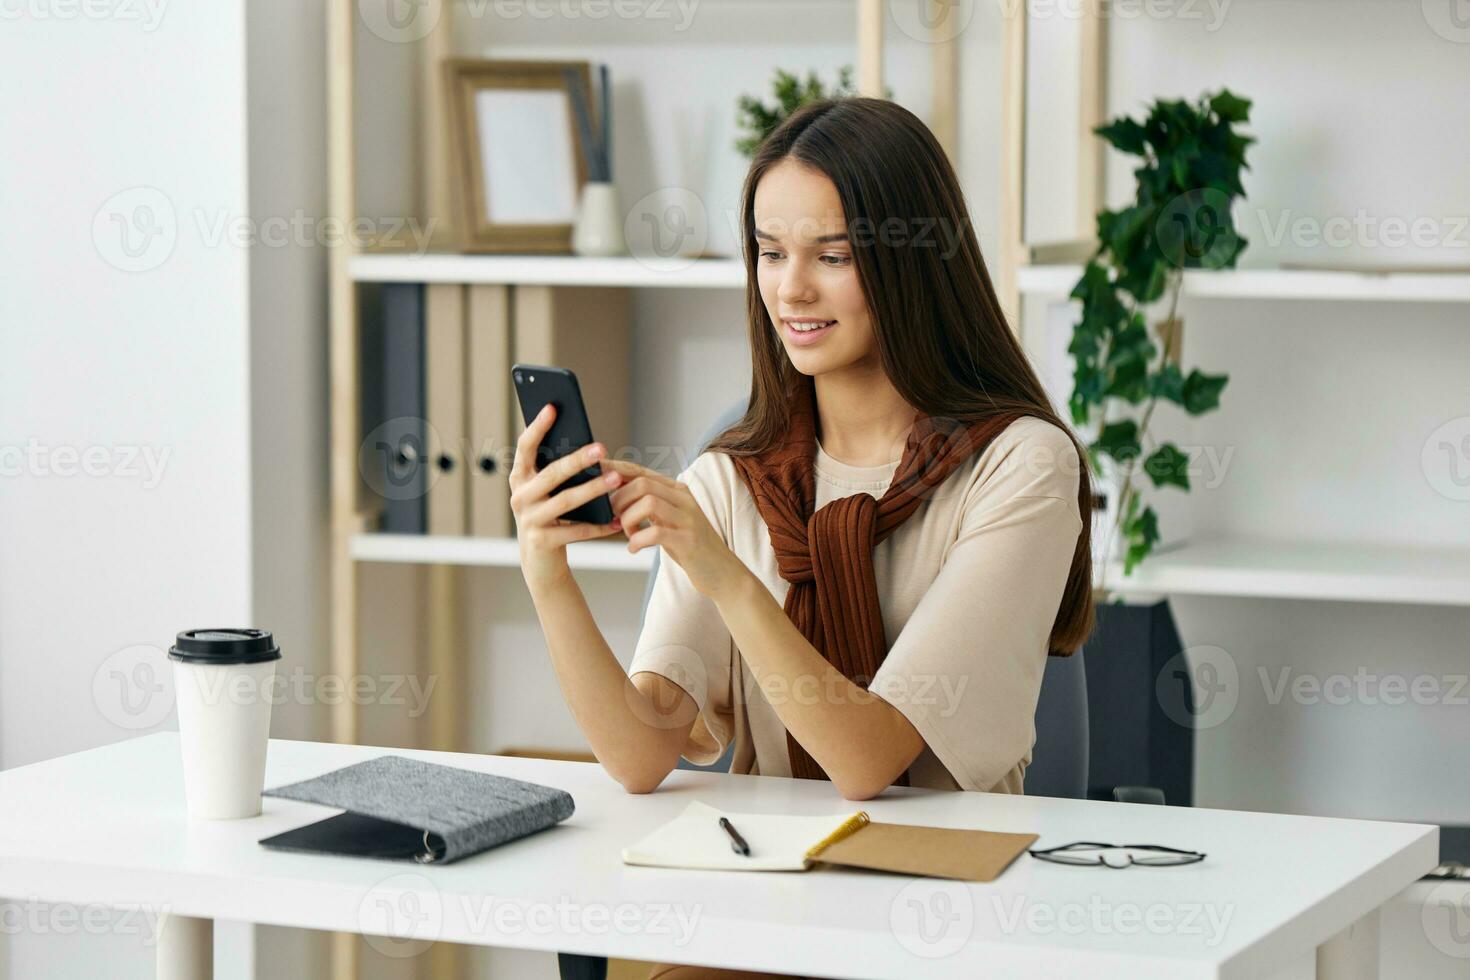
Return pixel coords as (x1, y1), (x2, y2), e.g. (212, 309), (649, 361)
(259, 755), (575, 865)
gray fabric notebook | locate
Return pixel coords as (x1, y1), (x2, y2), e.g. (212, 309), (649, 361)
(259, 755), (575, 865)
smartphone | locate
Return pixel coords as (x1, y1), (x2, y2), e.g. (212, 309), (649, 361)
(511, 364), (616, 525)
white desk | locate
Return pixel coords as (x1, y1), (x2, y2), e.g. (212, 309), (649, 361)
(0, 733), (1436, 980)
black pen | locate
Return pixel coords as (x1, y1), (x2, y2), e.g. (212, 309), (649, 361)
(719, 816), (750, 856)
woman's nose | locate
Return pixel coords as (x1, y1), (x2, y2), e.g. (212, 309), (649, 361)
(777, 261), (817, 306)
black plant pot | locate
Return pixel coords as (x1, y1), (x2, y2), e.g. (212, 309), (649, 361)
(1083, 598), (1195, 807)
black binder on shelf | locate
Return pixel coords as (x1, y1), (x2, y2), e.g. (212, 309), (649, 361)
(374, 282), (427, 534)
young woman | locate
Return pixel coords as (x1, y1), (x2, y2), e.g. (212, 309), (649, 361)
(511, 97), (1092, 805)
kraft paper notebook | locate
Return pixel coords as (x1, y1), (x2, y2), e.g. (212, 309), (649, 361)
(622, 801), (1036, 882)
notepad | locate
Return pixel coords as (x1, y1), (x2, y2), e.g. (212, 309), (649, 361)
(622, 801), (1037, 882)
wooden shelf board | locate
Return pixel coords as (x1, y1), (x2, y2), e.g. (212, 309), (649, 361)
(1102, 537), (1470, 607)
(1020, 265), (1470, 303)
(349, 533), (655, 572)
(350, 252), (746, 289)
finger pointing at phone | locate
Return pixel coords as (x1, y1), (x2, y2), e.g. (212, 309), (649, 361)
(600, 457), (747, 601)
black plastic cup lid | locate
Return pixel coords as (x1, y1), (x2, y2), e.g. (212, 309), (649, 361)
(168, 628), (281, 665)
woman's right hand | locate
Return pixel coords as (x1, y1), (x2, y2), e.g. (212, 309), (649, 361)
(510, 402), (625, 593)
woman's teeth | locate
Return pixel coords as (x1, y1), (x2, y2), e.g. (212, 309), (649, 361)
(790, 320), (835, 332)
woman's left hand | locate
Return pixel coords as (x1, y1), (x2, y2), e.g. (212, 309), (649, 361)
(602, 459), (746, 600)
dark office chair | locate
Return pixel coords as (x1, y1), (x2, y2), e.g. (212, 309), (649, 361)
(556, 396), (1097, 980)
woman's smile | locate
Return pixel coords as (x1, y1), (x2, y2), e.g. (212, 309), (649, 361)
(783, 317), (838, 345)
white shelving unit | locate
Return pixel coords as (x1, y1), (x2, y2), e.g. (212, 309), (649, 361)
(1019, 264), (1470, 303)
(1023, 263), (1470, 610)
(350, 252), (746, 289)
(350, 532), (655, 572)
(1102, 538), (1470, 607)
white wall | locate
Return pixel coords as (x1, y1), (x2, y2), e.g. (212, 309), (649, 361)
(0, 0), (330, 977)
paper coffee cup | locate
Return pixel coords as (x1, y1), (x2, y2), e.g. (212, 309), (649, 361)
(169, 628), (281, 819)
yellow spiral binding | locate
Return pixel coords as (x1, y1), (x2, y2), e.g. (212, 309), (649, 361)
(804, 811), (870, 862)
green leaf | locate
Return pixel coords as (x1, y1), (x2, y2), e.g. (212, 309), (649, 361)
(1150, 362), (1185, 406)
(1105, 363), (1150, 404)
(1123, 504), (1161, 574)
(1182, 369), (1229, 414)
(1145, 443), (1191, 491)
(1095, 420), (1142, 465)
(1102, 204), (1155, 260)
(1095, 117), (1148, 155)
(1106, 314), (1154, 366)
(1210, 89), (1252, 123)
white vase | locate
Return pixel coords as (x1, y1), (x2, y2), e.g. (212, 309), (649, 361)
(572, 181), (625, 257)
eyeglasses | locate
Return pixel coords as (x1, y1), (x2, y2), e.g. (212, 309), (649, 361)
(1028, 841), (1206, 869)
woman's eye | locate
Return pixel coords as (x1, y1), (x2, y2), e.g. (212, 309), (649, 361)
(759, 250), (783, 261)
(821, 254), (852, 266)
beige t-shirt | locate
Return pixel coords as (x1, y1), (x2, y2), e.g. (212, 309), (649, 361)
(628, 416), (1083, 794)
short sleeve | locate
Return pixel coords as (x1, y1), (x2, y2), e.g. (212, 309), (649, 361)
(627, 452), (736, 766)
(869, 420), (1084, 792)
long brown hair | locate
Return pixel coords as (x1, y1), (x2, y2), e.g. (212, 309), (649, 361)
(705, 97), (1095, 654)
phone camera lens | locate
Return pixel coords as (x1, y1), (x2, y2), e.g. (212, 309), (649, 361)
(514, 372), (523, 383)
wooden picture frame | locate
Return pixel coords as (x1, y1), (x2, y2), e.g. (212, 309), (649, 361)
(443, 58), (593, 254)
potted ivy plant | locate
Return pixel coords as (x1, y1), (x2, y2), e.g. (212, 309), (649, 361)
(1070, 90), (1254, 808)
(1073, 89), (1254, 582)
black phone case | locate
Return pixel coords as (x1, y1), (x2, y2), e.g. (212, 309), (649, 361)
(511, 364), (616, 525)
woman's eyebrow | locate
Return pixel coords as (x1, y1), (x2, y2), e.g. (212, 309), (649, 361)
(754, 228), (850, 244)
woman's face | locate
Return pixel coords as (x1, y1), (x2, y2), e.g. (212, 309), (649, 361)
(753, 159), (878, 377)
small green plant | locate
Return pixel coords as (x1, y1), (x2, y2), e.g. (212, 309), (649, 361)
(735, 67), (880, 158)
(1071, 89), (1254, 578)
